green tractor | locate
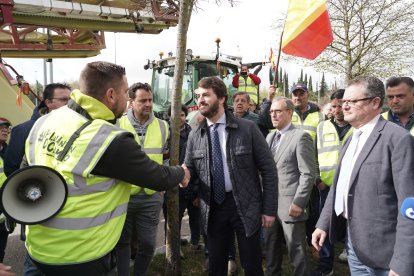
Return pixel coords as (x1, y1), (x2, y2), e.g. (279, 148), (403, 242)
(144, 43), (263, 122)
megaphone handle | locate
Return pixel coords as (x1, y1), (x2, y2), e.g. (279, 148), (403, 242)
(20, 224), (26, 241)
(4, 217), (15, 234)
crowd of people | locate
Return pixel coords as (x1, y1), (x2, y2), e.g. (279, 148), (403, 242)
(0, 62), (413, 276)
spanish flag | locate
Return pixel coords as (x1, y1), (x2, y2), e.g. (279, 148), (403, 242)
(282, 0), (333, 60)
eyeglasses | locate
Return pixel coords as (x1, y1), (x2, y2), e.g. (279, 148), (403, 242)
(0, 125), (11, 132)
(340, 97), (376, 107)
(51, 97), (70, 102)
(269, 109), (289, 115)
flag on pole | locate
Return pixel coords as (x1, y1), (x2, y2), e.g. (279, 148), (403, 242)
(282, 0), (333, 60)
(269, 48), (275, 69)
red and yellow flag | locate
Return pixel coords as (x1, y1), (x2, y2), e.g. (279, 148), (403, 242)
(282, 0), (333, 60)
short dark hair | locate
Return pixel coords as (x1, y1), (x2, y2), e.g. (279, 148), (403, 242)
(385, 77), (414, 93)
(168, 105), (188, 117)
(79, 61), (126, 100)
(128, 82), (152, 100)
(273, 96), (294, 111)
(198, 77), (228, 109)
(232, 91), (250, 102)
(347, 76), (385, 106)
(330, 89), (345, 100)
(43, 83), (71, 100)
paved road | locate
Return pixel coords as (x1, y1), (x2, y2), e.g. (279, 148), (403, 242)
(4, 213), (192, 275)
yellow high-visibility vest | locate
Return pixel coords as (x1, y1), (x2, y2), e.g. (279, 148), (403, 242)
(0, 157), (6, 187)
(119, 114), (169, 195)
(291, 110), (325, 141)
(317, 120), (353, 186)
(25, 92), (130, 265)
(238, 76), (258, 104)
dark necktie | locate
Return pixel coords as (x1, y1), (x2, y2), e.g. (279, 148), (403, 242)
(211, 123), (226, 204)
(271, 132), (282, 155)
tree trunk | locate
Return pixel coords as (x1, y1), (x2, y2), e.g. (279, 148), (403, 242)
(165, 0), (194, 275)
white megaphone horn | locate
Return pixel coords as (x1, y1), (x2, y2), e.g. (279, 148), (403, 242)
(0, 166), (68, 225)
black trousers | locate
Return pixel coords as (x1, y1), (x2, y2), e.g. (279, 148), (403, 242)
(0, 223), (8, 262)
(30, 251), (115, 276)
(208, 192), (263, 276)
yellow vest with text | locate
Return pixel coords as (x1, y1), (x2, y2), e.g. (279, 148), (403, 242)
(25, 104), (130, 265)
(382, 111), (414, 135)
(238, 76), (258, 104)
(291, 110), (324, 141)
(317, 120), (353, 186)
(119, 115), (169, 195)
(0, 157), (6, 187)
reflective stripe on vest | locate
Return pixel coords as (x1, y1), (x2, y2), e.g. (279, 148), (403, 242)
(119, 115), (168, 195)
(411, 128), (414, 136)
(291, 111), (324, 141)
(238, 76), (258, 104)
(0, 157), (6, 187)
(25, 106), (131, 265)
(317, 120), (353, 186)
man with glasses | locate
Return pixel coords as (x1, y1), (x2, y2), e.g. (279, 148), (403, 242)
(0, 118), (11, 157)
(4, 83), (71, 176)
(383, 77), (414, 134)
(3, 83), (70, 276)
(116, 82), (169, 276)
(259, 83), (325, 254)
(312, 76), (414, 276)
(264, 97), (315, 276)
(0, 117), (11, 263)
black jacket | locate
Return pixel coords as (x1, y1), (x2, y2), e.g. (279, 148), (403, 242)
(4, 106), (41, 176)
(184, 112), (278, 237)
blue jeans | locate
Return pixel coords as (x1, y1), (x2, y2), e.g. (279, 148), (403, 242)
(319, 188), (334, 270)
(115, 193), (163, 276)
(24, 253), (44, 276)
(346, 227), (389, 276)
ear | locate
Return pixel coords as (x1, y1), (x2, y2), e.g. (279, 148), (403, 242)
(44, 99), (53, 109)
(102, 87), (116, 109)
(372, 97), (382, 110)
(219, 96), (226, 105)
(127, 99), (133, 109)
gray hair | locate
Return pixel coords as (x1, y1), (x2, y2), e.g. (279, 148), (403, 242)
(272, 96), (294, 111)
(347, 76), (385, 107)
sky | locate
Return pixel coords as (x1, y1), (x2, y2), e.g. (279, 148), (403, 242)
(4, 0), (330, 90)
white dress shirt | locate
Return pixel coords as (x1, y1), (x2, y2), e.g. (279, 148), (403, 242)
(342, 114), (381, 218)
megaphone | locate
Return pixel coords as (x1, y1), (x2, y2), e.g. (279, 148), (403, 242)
(0, 165), (68, 225)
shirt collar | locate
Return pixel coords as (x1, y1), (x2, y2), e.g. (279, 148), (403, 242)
(207, 113), (226, 128)
(278, 123), (292, 135)
(358, 114), (381, 134)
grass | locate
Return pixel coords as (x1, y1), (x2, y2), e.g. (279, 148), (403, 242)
(147, 242), (351, 276)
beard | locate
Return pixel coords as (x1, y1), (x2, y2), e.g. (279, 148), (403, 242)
(199, 100), (220, 119)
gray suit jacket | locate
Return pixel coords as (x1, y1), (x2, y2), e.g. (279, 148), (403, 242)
(317, 117), (414, 275)
(266, 124), (316, 222)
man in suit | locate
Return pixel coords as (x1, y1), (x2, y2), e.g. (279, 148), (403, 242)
(312, 76), (414, 276)
(264, 96), (315, 276)
(185, 76), (277, 276)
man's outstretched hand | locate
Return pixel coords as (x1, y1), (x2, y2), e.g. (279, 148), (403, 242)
(180, 164), (190, 188)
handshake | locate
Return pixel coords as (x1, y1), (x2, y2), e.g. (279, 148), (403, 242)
(179, 164), (191, 188)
